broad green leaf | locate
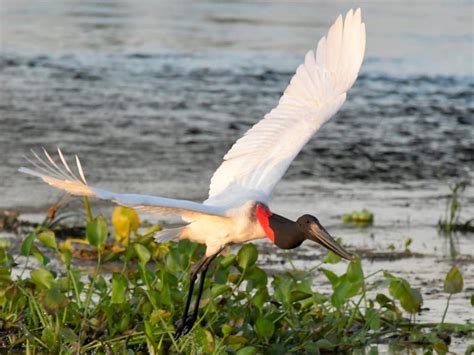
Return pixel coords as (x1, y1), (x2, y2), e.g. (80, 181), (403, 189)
(32, 247), (50, 266)
(21, 233), (35, 256)
(60, 250), (72, 268)
(433, 340), (448, 354)
(0, 267), (12, 285)
(143, 224), (162, 237)
(245, 266), (267, 290)
(0, 240), (11, 249)
(368, 310), (381, 331)
(134, 244), (151, 265)
(314, 339), (334, 349)
(194, 328), (215, 353)
(236, 346), (258, 355)
(399, 287), (423, 314)
(31, 268), (54, 289)
(272, 274), (293, 306)
(211, 284), (231, 298)
(215, 267), (229, 285)
(220, 254), (236, 269)
(444, 266), (463, 294)
(41, 326), (57, 351)
(254, 317), (274, 338)
(95, 275), (107, 292)
(112, 206), (140, 246)
(221, 324), (233, 336)
(347, 259), (364, 283)
(331, 278), (361, 308)
(383, 271), (396, 279)
(375, 293), (392, 307)
(86, 216), (108, 247)
(389, 278), (411, 299)
(144, 320), (153, 340)
(237, 243), (258, 271)
(253, 288), (269, 311)
(290, 290), (312, 303)
(118, 315), (130, 332)
(38, 231), (57, 250)
(225, 335), (248, 349)
(111, 273), (128, 304)
(60, 327), (77, 344)
(320, 268), (339, 289)
(323, 250), (341, 264)
(41, 287), (68, 311)
(149, 309), (171, 325)
(166, 248), (182, 272)
(0, 249), (10, 264)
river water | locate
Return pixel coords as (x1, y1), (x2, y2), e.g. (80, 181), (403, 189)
(1, 0), (473, 352)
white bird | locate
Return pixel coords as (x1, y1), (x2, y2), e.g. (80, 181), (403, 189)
(20, 8), (366, 338)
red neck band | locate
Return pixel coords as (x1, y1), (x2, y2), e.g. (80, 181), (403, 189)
(256, 204), (275, 243)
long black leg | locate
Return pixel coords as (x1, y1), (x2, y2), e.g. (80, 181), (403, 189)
(190, 252), (221, 323)
(174, 246), (225, 339)
(175, 255), (209, 339)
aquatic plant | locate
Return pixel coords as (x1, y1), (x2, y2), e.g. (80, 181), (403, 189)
(0, 204), (472, 353)
(438, 180), (474, 234)
(342, 209), (374, 227)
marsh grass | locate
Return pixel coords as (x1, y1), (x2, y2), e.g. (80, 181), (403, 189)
(438, 181), (474, 234)
(0, 201), (472, 353)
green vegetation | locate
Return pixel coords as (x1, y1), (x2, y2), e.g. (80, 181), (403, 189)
(0, 202), (472, 353)
(342, 209), (374, 227)
(438, 181), (474, 234)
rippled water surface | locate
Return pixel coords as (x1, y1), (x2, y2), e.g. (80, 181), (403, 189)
(1, 1), (473, 351)
(1, 0), (473, 207)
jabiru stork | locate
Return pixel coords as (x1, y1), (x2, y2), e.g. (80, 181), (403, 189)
(20, 8), (366, 338)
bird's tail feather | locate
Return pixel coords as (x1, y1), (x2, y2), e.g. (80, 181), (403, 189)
(154, 226), (186, 243)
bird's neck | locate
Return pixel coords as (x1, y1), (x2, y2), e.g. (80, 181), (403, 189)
(255, 204), (305, 249)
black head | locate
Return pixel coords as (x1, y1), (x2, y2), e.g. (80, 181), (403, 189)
(297, 214), (353, 261)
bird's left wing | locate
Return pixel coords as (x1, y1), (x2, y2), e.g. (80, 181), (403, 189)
(19, 148), (226, 219)
(206, 9), (365, 208)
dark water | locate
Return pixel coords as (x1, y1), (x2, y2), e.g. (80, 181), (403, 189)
(1, 0), (473, 207)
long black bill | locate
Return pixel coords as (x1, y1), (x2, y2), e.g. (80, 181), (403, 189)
(308, 223), (354, 261)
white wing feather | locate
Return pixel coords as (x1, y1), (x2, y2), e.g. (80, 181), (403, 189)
(19, 149), (226, 219)
(206, 9), (365, 208)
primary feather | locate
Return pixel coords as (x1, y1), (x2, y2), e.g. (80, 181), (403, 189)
(19, 149), (226, 220)
(206, 8), (365, 208)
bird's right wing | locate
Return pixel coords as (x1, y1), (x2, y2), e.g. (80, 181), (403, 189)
(19, 148), (226, 219)
(206, 9), (365, 208)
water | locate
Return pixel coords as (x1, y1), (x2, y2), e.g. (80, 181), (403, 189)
(1, 0), (473, 351)
(1, 0), (473, 208)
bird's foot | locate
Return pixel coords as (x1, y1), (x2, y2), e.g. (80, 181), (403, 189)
(174, 314), (196, 339)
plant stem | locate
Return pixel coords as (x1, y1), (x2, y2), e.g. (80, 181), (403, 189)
(79, 251), (101, 347)
(84, 252), (101, 317)
(84, 197), (93, 222)
(68, 269), (83, 308)
(441, 293), (452, 325)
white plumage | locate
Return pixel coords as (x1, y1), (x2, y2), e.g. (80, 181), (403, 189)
(19, 9), (366, 256)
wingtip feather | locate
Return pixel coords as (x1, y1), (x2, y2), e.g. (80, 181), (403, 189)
(75, 155), (87, 184)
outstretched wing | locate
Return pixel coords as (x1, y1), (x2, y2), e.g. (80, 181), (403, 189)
(19, 148), (226, 219)
(206, 9), (366, 208)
